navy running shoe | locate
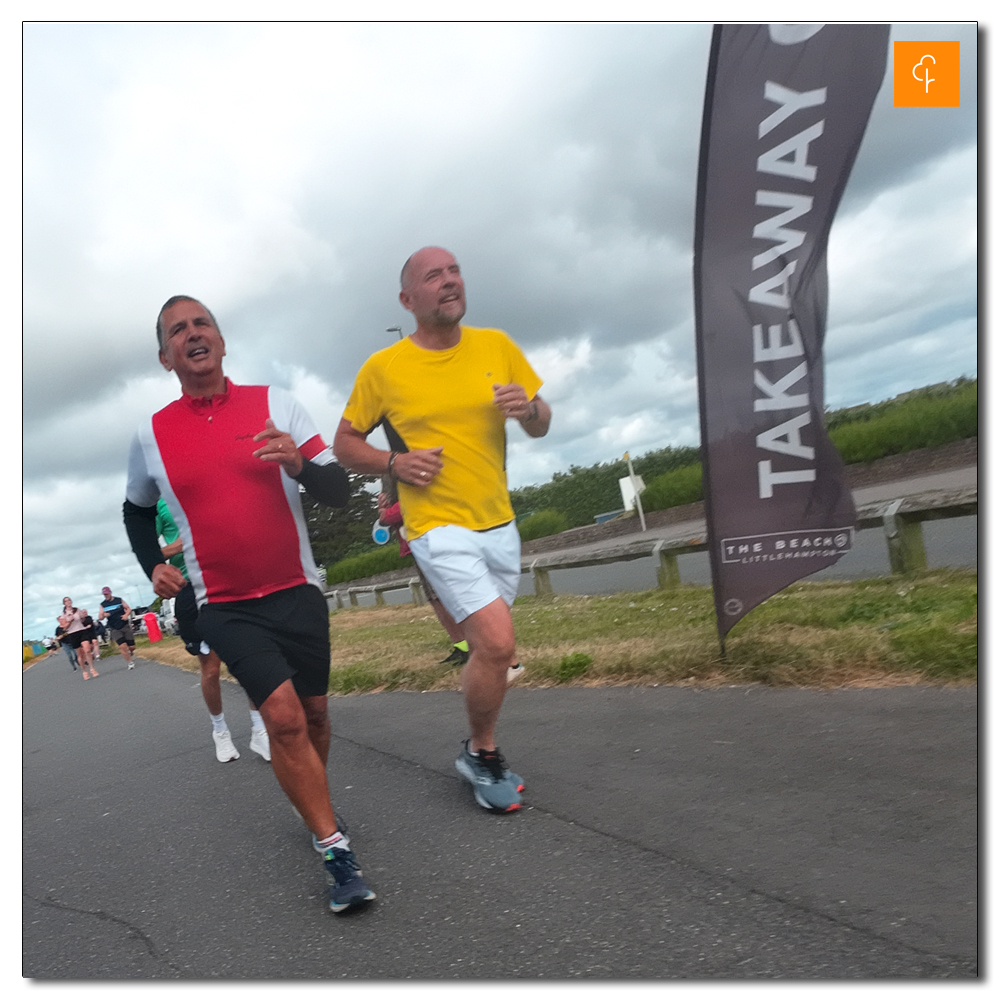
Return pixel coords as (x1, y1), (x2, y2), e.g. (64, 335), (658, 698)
(455, 740), (523, 811)
(324, 847), (376, 913)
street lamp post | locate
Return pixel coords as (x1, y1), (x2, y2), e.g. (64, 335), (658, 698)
(387, 326), (402, 340)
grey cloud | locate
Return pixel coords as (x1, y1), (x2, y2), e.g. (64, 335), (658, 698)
(21, 23), (978, 636)
(837, 24), (978, 213)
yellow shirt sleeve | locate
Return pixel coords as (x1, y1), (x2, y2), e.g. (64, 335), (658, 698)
(343, 351), (390, 435)
(498, 330), (543, 401)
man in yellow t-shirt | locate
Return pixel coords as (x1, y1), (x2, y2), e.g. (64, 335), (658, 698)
(334, 246), (551, 813)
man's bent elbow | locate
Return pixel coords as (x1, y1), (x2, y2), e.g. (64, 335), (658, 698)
(332, 419), (362, 467)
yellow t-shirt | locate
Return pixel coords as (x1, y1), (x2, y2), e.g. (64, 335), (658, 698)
(343, 326), (543, 541)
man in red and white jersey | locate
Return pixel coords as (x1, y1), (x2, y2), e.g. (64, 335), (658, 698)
(123, 295), (375, 914)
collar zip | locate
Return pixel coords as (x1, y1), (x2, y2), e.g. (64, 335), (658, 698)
(186, 379), (231, 421)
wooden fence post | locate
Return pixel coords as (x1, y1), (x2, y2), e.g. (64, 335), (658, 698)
(531, 560), (554, 598)
(410, 579), (426, 605)
(882, 499), (928, 574)
(348, 589), (359, 607)
(653, 540), (681, 590)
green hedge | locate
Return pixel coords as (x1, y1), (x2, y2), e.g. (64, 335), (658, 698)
(517, 509), (571, 541)
(325, 545), (414, 586)
(828, 379), (977, 464)
(510, 444), (700, 529)
(642, 462), (704, 511)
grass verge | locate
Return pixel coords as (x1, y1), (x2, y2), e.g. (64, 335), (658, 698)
(135, 569), (976, 694)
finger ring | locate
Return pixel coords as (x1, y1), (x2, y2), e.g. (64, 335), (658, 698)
(421, 472), (427, 478)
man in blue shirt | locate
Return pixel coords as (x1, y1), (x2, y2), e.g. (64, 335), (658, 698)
(99, 588), (136, 669)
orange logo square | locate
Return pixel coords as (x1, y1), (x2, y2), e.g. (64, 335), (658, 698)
(894, 41), (960, 107)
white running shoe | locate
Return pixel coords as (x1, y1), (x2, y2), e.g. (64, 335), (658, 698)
(212, 729), (240, 762)
(507, 663), (525, 686)
(249, 728), (271, 762)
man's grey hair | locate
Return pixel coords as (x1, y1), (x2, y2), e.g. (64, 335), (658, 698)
(155, 295), (219, 350)
(400, 253), (418, 291)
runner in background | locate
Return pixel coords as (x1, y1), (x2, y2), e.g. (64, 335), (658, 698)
(378, 478), (524, 683)
(98, 588), (136, 669)
(59, 597), (98, 679)
(155, 497), (270, 764)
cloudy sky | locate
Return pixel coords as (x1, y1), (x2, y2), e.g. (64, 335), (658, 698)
(20, 20), (978, 639)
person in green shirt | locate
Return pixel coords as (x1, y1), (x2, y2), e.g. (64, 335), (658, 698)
(156, 498), (270, 764)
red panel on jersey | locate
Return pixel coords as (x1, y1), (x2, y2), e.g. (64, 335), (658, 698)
(152, 384), (308, 601)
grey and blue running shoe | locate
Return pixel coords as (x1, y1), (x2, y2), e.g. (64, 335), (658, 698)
(324, 847), (376, 913)
(455, 740), (523, 811)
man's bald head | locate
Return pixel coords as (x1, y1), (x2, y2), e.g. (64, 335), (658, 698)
(398, 247), (466, 331)
(400, 246), (454, 290)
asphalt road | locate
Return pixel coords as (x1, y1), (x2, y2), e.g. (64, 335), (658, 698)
(23, 648), (977, 980)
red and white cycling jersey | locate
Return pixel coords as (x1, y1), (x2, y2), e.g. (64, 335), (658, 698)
(126, 381), (332, 607)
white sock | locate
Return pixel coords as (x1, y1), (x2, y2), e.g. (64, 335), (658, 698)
(249, 710), (265, 732)
(210, 712), (228, 734)
(314, 830), (349, 854)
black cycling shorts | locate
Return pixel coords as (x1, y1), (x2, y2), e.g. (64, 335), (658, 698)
(175, 583), (207, 657)
(65, 629), (94, 649)
(196, 584), (331, 709)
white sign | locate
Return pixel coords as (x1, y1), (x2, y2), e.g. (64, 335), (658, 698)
(618, 475), (646, 511)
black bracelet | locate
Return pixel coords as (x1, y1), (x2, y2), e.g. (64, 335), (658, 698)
(387, 451), (399, 477)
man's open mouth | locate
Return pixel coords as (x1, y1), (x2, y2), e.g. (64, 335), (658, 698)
(187, 345), (210, 359)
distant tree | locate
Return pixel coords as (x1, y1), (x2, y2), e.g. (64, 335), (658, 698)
(300, 471), (380, 571)
(507, 378), (976, 526)
(509, 443), (700, 527)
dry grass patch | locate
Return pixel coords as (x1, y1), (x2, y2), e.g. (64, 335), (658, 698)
(132, 569), (976, 694)
(132, 636), (246, 682)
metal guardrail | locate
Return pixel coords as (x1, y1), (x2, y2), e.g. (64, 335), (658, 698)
(527, 485), (977, 594)
(326, 486), (977, 607)
(328, 577), (427, 609)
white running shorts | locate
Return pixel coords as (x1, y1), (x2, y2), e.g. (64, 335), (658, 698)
(408, 521), (521, 623)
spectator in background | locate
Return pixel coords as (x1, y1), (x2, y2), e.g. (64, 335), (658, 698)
(155, 497), (270, 763)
